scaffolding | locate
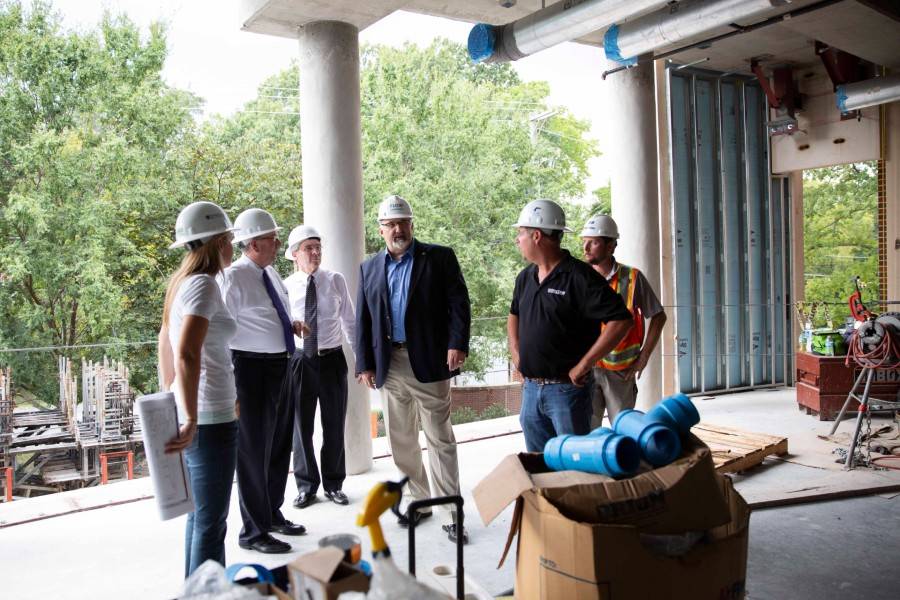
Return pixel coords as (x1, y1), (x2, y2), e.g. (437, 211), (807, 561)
(0, 358), (144, 499)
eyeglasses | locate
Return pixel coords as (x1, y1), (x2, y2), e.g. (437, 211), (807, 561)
(379, 219), (412, 230)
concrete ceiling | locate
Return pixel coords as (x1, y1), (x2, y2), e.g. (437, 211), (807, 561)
(239, 0), (900, 73)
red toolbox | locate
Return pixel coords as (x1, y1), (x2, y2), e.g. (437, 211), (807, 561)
(796, 352), (900, 420)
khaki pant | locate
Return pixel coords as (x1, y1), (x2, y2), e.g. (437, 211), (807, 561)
(380, 348), (460, 523)
(590, 366), (638, 430)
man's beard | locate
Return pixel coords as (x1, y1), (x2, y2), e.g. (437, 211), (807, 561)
(388, 236), (411, 253)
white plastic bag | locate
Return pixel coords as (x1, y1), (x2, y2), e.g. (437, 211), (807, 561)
(179, 560), (269, 599)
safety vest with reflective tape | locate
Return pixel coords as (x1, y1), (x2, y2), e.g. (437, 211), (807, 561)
(598, 264), (644, 371)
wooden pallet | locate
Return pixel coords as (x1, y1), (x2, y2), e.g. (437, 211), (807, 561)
(693, 422), (789, 473)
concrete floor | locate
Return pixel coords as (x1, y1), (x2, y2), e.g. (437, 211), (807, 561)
(1, 387), (899, 599)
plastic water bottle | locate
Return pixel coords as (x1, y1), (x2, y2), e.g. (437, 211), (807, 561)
(825, 336), (834, 357)
(798, 330), (808, 352)
(804, 322), (814, 353)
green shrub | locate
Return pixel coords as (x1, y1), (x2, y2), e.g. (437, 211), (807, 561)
(450, 406), (479, 425)
(479, 403), (509, 420)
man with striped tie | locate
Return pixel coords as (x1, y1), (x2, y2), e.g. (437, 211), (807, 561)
(220, 208), (307, 554)
(283, 225), (355, 509)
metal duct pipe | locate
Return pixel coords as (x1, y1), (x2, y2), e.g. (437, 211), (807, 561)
(468, 0), (669, 63)
(605, 0), (790, 65)
(837, 73), (900, 113)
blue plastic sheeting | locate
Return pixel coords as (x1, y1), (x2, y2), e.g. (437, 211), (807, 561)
(670, 75), (698, 392)
(668, 70), (792, 393)
(467, 23), (496, 63)
(720, 82), (747, 388)
(603, 24), (638, 66)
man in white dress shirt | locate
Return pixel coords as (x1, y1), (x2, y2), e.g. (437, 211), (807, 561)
(283, 225), (355, 508)
(219, 208), (306, 554)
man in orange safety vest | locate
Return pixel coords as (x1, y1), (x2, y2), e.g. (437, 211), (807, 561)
(581, 214), (667, 428)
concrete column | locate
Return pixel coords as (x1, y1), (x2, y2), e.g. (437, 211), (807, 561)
(298, 21), (371, 474)
(603, 60), (662, 410)
(886, 102), (900, 303)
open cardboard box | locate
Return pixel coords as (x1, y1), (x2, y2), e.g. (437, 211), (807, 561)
(288, 546), (369, 600)
(474, 435), (749, 599)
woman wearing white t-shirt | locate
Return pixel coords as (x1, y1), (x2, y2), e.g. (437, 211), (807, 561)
(158, 201), (238, 577)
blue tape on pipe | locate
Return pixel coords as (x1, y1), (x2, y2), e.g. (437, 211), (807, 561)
(468, 23), (496, 63)
(603, 24), (637, 66)
(836, 85), (848, 112)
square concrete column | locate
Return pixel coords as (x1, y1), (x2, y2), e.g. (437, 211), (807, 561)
(603, 60), (663, 409)
(298, 21), (371, 474)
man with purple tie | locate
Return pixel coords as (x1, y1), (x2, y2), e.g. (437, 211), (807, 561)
(220, 208), (307, 554)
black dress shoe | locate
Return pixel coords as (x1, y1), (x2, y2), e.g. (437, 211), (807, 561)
(293, 491), (317, 509)
(397, 510), (433, 528)
(238, 534), (292, 554)
(271, 519), (307, 536)
(324, 490), (349, 505)
(443, 523), (469, 545)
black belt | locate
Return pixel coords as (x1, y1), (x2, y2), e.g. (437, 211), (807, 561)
(525, 377), (569, 385)
(391, 341), (408, 349)
(232, 349), (291, 360)
(316, 346), (342, 357)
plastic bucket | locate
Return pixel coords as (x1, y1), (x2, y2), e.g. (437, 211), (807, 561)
(613, 409), (682, 467)
(645, 393), (700, 435)
(543, 428), (639, 477)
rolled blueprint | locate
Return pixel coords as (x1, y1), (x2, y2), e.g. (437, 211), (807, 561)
(137, 391), (194, 520)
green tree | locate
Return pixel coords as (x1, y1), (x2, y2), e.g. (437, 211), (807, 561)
(803, 162), (879, 325)
(0, 1), (195, 400)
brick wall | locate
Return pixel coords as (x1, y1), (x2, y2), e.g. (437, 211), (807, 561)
(450, 382), (522, 415)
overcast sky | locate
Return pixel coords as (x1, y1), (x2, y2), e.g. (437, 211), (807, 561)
(50, 0), (611, 196)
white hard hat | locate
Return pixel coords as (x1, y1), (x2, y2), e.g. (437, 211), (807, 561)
(232, 208), (281, 244)
(169, 201), (234, 250)
(284, 225), (321, 259)
(513, 199), (572, 232)
(581, 214), (619, 239)
(377, 195), (413, 221)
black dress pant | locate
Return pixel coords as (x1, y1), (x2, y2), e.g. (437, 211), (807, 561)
(232, 350), (294, 543)
(291, 349), (348, 495)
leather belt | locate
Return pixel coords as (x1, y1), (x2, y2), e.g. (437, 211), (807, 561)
(317, 346), (342, 357)
(232, 349), (291, 360)
(525, 377), (569, 385)
(391, 341), (408, 349)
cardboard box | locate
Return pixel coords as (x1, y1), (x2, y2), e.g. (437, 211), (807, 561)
(288, 546), (370, 600)
(474, 436), (749, 599)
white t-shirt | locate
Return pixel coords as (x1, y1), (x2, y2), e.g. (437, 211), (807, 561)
(168, 274), (238, 424)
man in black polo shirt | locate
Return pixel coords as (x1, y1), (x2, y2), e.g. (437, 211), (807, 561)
(508, 199), (633, 452)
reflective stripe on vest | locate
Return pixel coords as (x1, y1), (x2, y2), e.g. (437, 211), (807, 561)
(599, 265), (644, 370)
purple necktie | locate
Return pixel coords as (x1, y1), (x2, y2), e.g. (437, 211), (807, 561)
(262, 270), (296, 354)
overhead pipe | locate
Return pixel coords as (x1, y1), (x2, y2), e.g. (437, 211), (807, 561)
(467, 0), (669, 63)
(600, 0), (844, 79)
(604, 0), (791, 65)
(836, 73), (900, 113)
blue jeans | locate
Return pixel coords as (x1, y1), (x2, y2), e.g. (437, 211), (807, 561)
(184, 420), (238, 578)
(519, 380), (592, 453)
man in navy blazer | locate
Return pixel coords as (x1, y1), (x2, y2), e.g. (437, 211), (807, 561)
(355, 195), (471, 544)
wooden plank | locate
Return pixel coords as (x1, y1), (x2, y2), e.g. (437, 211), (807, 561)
(694, 422), (789, 474)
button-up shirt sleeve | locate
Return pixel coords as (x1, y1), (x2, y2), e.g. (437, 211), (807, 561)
(333, 271), (356, 347)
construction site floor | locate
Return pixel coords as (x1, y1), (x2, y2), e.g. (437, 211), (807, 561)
(1, 387), (899, 599)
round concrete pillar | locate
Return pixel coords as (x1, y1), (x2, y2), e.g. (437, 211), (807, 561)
(603, 61), (663, 410)
(298, 21), (371, 474)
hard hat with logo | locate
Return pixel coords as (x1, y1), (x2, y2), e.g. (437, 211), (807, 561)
(169, 201), (234, 250)
(284, 225), (322, 259)
(580, 214), (619, 239)
(377, 195), (414, 221)
(513, 199), (572, 232)
(232, 208), (281, 244)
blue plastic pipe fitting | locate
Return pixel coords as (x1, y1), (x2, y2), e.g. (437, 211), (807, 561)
(645, 393), (700, 436)
(613, 409), (681, 467)
(543, 427), (640, 478)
